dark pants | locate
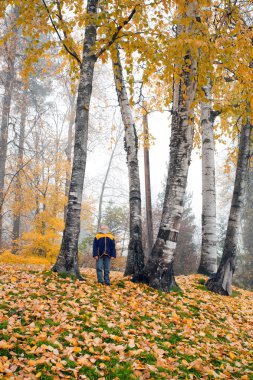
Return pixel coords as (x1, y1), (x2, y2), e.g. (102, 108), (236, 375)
(96, 256), (111, 284)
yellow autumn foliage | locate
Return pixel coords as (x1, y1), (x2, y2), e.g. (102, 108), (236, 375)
(0, 250), (51, 266)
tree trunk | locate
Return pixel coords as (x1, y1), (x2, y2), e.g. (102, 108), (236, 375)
(143, 108), (154, 258)
(198, 79), (218, 275)
(0, 8), (18, 248)
(52, 0), (98, 278)
(206, 121), (251, 295)
(12, 90), (27, 253)
(143, 1), (199, 292)
(112, 46), (145, 281)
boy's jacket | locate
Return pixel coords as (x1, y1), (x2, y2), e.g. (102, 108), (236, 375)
(93, 232), (116, 258)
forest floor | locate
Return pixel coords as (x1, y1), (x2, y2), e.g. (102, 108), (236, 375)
(0, 264), (252, 380)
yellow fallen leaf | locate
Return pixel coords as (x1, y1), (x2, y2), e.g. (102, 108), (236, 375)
(73, 346), (81, 353)
(77, 357), (92, 367)
(36, 373), (42, 378)
(229, 352), (236, 360)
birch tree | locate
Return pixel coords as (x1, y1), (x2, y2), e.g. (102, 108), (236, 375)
(206, 121), (252, 295)
(51, 1), (138, 277)
(144, 1), (199, 291)
(52, 0), (99, 278)
(112, 45), (145, 280)
(198, 79), (219, 275)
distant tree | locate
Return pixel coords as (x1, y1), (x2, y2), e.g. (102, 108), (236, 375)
(103, 202), (128, 235)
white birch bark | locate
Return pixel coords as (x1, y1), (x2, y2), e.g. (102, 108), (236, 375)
(52, 0), (98, 278)
(206, 121), (252, 295)
(198, 79), (218, 275)
(144, 1), (199, 292)
(112, 45), (145, 280)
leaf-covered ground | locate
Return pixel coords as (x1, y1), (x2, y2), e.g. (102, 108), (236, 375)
(0, 265), (252, 380)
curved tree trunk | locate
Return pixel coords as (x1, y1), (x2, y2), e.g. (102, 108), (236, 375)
(112, 45), (145, 281)
(198, 79), (218, 275)
(52, 0), (98, 278)
(206, 121), (251, 295)
(143, 1), (199, 292)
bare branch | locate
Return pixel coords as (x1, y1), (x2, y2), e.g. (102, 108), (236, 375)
(41, 0), (82, 66)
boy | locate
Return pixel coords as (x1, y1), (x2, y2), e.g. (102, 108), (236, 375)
(93, 225), (116, 285)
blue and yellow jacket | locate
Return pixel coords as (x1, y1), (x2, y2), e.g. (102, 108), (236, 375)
(93, 232), (116, 258)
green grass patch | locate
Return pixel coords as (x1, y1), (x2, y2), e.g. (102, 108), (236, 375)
(0, 320), (8, 329)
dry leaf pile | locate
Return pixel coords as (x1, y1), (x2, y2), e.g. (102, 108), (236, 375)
(0, 265), (252, 379)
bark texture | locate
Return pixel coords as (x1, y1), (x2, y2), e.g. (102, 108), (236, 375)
(0, 8), (18, 248)
(198, 79), (218, 275)
(112, 46), (145, 281)
(144, 1), (199, 292)
(143, 110), (154, 257)
(52, 0), (98, 278)
(206, 121), (251, 295)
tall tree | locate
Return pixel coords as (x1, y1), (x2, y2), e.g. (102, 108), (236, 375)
(206, 120), (252, 295)
(51, 0), (138, 277)
(0, 7), (19, 248)
(52, 0), (99, 278)
(143, 0), (199, 291)
(198, 79), (218, 275)
(112, 45), (145, 280)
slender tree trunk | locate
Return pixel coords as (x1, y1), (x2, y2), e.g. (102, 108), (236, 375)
(143, 108), (154, 257)
(0, 9), (18, 248)
(96, 133), (121, 232)
(12, 91), (27, 253)
(52, 0), (98, 278)
(206, 121), (251, 295)
(64, 101), (75, 222)
(143, 1), (199, 292)
(112, 45), (145, 281)
(198, 79), (218, 275)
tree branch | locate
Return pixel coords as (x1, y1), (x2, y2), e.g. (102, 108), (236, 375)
(41, 0), (82, 66)
(96, 5), (138, 59)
